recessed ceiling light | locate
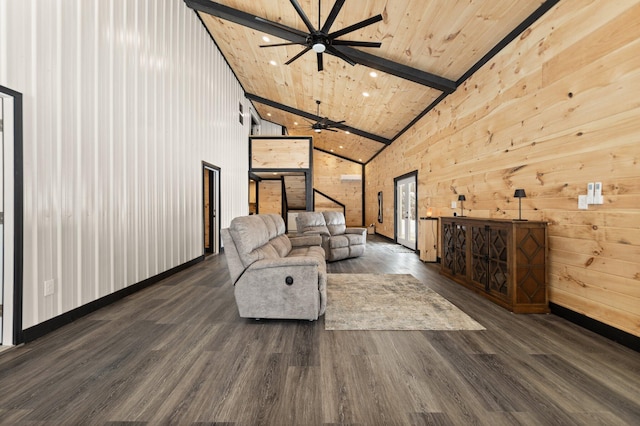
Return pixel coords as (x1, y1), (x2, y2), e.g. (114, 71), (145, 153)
(362, 92), (370, 97)
(345, 130), (350, 134)
(359, 158), (362, 162)
(272, 172), (277, 175)
(330, 149), (334, 152)
(267, 113), (271, 117)
(262, 36), (270, 42)
(369, 71), (378, 78)
(294, 121), (298, 125)
(269, 60), (277, 66)
(339, 145), (344, 149)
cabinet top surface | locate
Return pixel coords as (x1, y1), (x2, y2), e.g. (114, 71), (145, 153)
(440, 216), (548, 225)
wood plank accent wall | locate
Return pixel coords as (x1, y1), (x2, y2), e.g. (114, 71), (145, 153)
(251, 138), (310, 169)
(313, 150), (363, 226)
(258, 180), (282, 215)
(365, 0), (640, 336)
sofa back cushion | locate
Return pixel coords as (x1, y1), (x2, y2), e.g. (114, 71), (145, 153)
(267, 214), (286, 235)
(270, 234), (292, 257)
(296, 212), (330, 236)
(228, 215), (280, 268)
(323, 211), (346, 235)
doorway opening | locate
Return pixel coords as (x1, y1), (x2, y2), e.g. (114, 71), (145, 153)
(203, 163), (220, 255)
(394, 171), (418, 250)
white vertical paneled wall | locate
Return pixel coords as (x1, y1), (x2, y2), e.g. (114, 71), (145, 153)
(0, 0), (252, 329)
(259, 120), (284, 136)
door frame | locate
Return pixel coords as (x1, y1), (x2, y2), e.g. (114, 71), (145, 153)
(202, 162), (221, 255)
(0, 85), (23, 346)
(394, 170), (418, 250)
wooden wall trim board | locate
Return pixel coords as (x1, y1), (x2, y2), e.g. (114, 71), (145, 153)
(365, 0), (640, 337)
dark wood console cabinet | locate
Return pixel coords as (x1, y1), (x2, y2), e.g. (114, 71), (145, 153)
(441, 217), (548, 313)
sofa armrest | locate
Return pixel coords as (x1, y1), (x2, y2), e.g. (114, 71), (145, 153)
(345, 227), (367, 236)
(289, 234), (322, 247)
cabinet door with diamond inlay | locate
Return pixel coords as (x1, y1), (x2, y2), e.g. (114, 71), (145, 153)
(454, 224), (467, 276)
(442, 221), (455, 275)
(515, 226), (547, 305)
(471, 225), (489, 291)
(487, 225), (510, 302)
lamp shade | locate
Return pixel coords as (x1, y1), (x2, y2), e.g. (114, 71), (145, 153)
(514, 189), (527, 198)
(458, 194), (466, 201)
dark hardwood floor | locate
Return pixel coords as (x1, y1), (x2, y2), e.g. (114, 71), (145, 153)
(1, 236), (639, 425)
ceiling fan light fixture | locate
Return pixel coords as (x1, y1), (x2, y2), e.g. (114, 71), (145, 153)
(314, 128), (322, 133)
(312, 42), (326, 53)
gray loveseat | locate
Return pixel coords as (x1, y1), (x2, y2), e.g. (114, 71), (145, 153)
(295, 211), (367, 262)
(221, 214), (327, 320)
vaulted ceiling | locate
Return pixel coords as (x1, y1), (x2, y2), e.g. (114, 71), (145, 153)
(185, 0), (556, 164)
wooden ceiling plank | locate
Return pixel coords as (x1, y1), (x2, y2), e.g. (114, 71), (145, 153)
(185, 0), (456, 92)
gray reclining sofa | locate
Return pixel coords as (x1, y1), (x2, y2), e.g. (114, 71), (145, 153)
(221, 214), (327, 320)
(295, 211), (367, 262)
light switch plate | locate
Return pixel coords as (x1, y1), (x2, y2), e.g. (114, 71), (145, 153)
(594, 182), (603, 204)
(578, 195), (588, 210)
(587, 182), (595, 204)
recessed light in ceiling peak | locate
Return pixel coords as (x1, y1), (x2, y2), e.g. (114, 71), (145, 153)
(369, 71), (378, 78)
(362, 92), (370, 97)
(345, 130), (350, 134)
(262, 36), (270, 43)
(269, 60), (277, 66)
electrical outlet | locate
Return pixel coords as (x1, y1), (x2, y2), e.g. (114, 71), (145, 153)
(578, 195), (588, 210)
(451, 201), (457, 209)
(44, 279), (55, 296)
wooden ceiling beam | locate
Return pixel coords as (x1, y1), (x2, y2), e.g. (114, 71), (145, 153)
(184, 0), (457, 93)
(247, 93), (392, 145)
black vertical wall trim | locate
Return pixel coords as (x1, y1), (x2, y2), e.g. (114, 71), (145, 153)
(14, 91), (24, 345)
(361, 162), (366, 226)
(0, 85), (24, 345)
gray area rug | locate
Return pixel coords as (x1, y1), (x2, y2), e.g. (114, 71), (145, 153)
(325, 273), (485, 331)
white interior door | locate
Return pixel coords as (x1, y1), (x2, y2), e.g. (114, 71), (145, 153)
(396, 175), (416, 250)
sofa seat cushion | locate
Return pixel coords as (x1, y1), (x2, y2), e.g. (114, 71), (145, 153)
(328, 235), (349, 249)
(289, 246), (326, 267)
(345, 233), (365, 245)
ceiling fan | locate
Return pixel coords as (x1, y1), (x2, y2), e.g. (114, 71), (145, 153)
(299, 100), (346, 133)
(258, 0), (383, 71)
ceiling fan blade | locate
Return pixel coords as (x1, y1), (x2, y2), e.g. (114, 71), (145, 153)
(326, 45), (356, 66)
(328, 14), (383, 39)
(259, 42), (302, 48)
(290, 0), (317, 33)
(320, 0), (345, 33)
(285, 46), (312, 65)
(255, 16), (309, 39)
(331, 40), (382, 48)
(317, 52), (324, 72)
(325, 128), (339, 132)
